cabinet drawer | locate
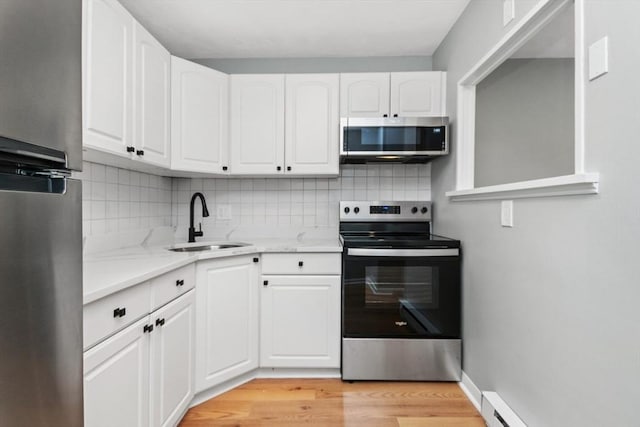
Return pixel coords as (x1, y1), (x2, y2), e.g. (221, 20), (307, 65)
(84, 281), (151, 350)
(150, 263), (195, 311)
(261, 253), (341, 275)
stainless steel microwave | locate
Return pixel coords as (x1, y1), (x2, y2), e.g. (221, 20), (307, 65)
(340, 117), (449, 163)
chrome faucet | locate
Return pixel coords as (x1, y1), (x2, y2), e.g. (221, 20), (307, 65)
(188, 192), (210, 243)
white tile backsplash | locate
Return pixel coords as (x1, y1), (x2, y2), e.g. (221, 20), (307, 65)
(75, 161), (173, 237)
(171, 164), (431, 241)
(78, 161), (431, 240)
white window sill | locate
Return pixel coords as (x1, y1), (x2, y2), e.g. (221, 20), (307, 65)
(445, 173), (599, 201)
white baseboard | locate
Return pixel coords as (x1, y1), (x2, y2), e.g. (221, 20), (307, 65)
(458, 370), (482, 411)
(190, 370), (257, 407)
(257, 367), (341, 379)
(190, 368), (341, 408)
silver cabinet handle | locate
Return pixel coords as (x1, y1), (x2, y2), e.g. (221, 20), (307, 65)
(347, 248), (459, 257)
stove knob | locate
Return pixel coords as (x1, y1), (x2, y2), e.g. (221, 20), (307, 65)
(344, 207), (350, 214)
(354, 207), (360, 214)
(421, 206), (428, 214)
(411, 207), (418, 214)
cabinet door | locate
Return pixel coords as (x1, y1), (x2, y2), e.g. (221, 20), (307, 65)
(339, 73), (390, 117)
(83, 0), (134, 157)
(171, 56), (229, 174)
(150, 290), (195, 427)
(261, 275), (341, 368)
(134, 23), (171, 168)
(230, 74), (285, 175)
(195, 256), (258, 392)
(390, 71), (445, 117)
(84, 317), (150, 427)
(285, 74), (339, 175)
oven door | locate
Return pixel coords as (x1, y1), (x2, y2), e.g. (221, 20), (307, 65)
(342, 247), (460, 339)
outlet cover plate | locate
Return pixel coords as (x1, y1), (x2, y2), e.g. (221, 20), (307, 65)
(503, 0), (515, 26)
(501, 200), (514, 227)
(216, 204), (232, 221)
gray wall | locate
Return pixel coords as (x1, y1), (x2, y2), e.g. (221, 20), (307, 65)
(432, 1), (640, 426)
(475, 58), (574, 187)
(193, 56), (432, 73)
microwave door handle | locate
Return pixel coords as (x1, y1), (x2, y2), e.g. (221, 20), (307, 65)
(347, 248), (459, 257)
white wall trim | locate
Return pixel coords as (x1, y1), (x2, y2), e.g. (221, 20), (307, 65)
(458, 370), (482, 412)
(574, 0), (586, 174)
(452, 0), (590, 195)
(446, 173), (599, 201)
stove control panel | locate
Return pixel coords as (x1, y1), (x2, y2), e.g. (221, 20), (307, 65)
(340, 201), (431, 222)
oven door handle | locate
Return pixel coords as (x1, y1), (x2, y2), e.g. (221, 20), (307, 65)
(346, 248), (459, 257)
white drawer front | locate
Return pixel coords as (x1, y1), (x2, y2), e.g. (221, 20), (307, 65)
(150, 263), (195, 311)
(83, 281), (151, 350)
(261, 253), (341, 275)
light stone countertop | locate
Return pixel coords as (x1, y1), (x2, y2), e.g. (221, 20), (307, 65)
(83, 237), (342, 305)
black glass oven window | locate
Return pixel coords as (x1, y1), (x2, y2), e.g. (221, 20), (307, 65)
(343, 126), (446, 152)
(343, 256), (460, 339)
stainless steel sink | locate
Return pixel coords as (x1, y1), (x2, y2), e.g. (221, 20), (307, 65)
(168, 242), (251, 252)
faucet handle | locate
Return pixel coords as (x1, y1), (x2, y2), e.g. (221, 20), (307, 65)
(198, 222), (202, 232)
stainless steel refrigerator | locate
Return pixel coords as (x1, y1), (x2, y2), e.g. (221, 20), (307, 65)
(0, 0), (83, 425)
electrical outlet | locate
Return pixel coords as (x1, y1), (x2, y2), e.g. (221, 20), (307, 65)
(501, 200), (514, 227)
(503, 0), (515, 26)
(216, 204), (232, 221)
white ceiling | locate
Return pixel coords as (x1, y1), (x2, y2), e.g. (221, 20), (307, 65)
(119, 0), (470, 59)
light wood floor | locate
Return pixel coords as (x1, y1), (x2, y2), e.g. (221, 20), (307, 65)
(179, 379), (484, 426)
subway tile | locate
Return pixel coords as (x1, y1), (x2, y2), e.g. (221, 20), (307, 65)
(91, 163), (106, 183)
(82, 161), (432, 238)
(106, 166), (118, 184)
(303, 179), (316, 191)
(118, 169), (130, 185)
(291, 179), (304, 190)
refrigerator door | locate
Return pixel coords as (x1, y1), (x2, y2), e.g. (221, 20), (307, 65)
(0, 0), (82, 170)
(0, 179), (83, 426)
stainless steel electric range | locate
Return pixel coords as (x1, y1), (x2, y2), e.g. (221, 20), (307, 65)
(339, 201), (461, 381)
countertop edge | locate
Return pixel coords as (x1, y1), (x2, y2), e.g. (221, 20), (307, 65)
(83, 241), (342, 305)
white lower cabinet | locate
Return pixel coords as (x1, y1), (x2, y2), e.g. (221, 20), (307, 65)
(83, 290), (195, 427)
(84, 317), (150, 427)
(260, 275), (341, 368)
(150, 291), (196, 427)
(195, 256), (259, 392)
(260, 252), (341, 368)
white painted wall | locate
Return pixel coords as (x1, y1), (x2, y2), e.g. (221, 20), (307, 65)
(475, 58), (575, 187)
(193, 56), (432, 74)
(432, 1), (640, 426)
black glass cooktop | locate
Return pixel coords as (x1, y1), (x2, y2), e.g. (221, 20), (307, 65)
(340, 233), (460, 249)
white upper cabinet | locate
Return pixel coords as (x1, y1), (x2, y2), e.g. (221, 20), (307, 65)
(230, 74), (339, 176)
(171, 57), (229, 174)
(134, 23), (171, 168)
(340, 71), (446, 118)
(83, 0), (172, 166)
(230, 74), (285, 175)
(285, 74), (339, 175)
(390, 72), (446, 117)
(339, 73), (390, 118)
(83, 0), (134, 157)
